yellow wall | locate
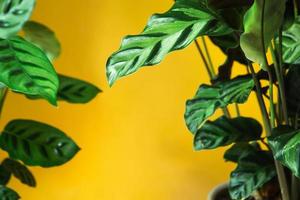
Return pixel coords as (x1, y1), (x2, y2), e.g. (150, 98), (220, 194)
(1, 0), (261, 199)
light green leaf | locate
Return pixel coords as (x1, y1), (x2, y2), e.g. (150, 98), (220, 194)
(194, 116), (262, 150)
(23, 21), (61, 61)
(0, 0), (35, 38)
(229, 150), (276, 199)
(0, 120), (80, 168)
(0, 186), (19, 200)
(2, 158), (36, 187)
(224, 142), (261, 163)
(240, 0), (285, 69)
(106, 0), (232, 86)
(268, 126), (300, 177)
(282, 16), (300, 64)
(0, 36), (59, 105)
(185, 75), (254, 134)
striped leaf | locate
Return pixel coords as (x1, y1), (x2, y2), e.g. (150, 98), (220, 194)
(194, 116), (262, 150)
(106, 0), (232, 86)
(282, 16), (300, 64)
(23, 21), (61, 61)
(57, 74), (101, 104)
(224, 142), (261, 163)
(0, 0), (35, 38)
(2, 158), (36, 187)
(0, 120), (80, 167)
(0, 36), (59, 105)
(185, 75), (254, 134)
(0, 186), (19, 200)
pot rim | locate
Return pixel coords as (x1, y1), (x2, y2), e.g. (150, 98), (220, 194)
(207, 182), (229, 200)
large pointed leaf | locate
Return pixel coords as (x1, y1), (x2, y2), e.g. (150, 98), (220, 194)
(185, 75), (254, 134)
(57, 74), (101, 104)
(240, 0), (285, 69)
(282, 16), (300, 64)
(23, 21), (61, 61)
(2, 158), (36, 187)
(224, 142), (261, 163)
(0, 36), (59, 105)
(0, 186), (19, 200)
(0, 120), (80, 167)
(194, 116), (262, 150)
(0, 165), (11, 185)
(268, 126), (300, 177)
(0, 0), (35, 38)
(229, 151), (276, 199)
(106, 0), (232, 86)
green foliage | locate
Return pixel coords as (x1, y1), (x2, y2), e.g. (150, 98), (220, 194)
(185, 75), (254, 134)
(229, 150), (276, 199)
(23, 21), (61, 61)
(0, 186), (19, 200)
(285, 65), (300, 118)
(0, 165), (11, 185)
(224, 142), (261, 163)
(0, 0), (35, 38)
(106, 0), (233, 86)
(0, 36), (59, 105)
(0, 120), (80, 167)
(240, 0), (286, 69)
(269, 126), (300, 177)
(282, 16), (300, 64)
(57, 74), (101, 104)
(194, 116), (262, 150)
(2, 158), (36, 187)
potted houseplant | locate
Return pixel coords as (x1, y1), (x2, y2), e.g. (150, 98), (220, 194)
(0, 0), (101, 199)
(107, 0), (300, 199)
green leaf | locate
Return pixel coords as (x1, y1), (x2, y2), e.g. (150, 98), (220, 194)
(0, 165), (11, 185)
(57, 74), (101, 104)
(224, 142), (261, 163)
(185, 75), (254, 134)
(106, 0), (232, 86)
(206, 0), (253, 10)
(194, 116), (262, 150)
(0, 186), (19, 200)
(23, 21), (61, 61)
(240, 0), (285, 69)
(0, 0), (35, 38)
(2, 158), (36, 187)
(0, 120), (80, 168)
(282, 16), (300, 64)
(229, 150), (276, 199)
(0, 36), (59, 105)
(268, 126), (300, 177)
(285, 65), (300, 118)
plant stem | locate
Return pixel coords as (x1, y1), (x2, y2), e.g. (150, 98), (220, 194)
(201, 37), (216, 77)
(292, 112), (300, 200)
(194, 39), (231, 118)
(0, 86), (7, 118)
(293, 0), (298, 18)
(234, 103), (241, 117)
(249, 63), (290, 200)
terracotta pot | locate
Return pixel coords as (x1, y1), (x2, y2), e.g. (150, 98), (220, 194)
(207, 183), (229, 200)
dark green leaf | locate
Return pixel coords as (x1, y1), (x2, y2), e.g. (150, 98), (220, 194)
(185, 75), (254, 134)
(240, 0), (286, 69)
(268, 126), (300, 177)
(23, 21), (61, 61)
(0, 36), (59, 105)
(0, 165), (11, 185)
(282, 16), (300, 64)
(106, 0), (232, 86)
(285, 65), (300, 118)
(194, 116), (262, 150)
(224, 142), (261, 163)
(2, 158), (36, 187)
(57, 74), (101, 104)
(0, 0), (35, 38)
(0, 186), (19, 200)
(229, 151), (276, 199)
(0, 120), (80, 167)
(207, 0), (253, 10)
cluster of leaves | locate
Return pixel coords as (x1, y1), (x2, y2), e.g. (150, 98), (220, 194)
(0, 0), (101, 199)
(107, 0), (300, 199)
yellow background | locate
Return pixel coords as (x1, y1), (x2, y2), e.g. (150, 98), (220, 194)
(1, 0), (261, 199)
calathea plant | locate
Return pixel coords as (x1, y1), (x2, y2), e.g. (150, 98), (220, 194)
(107, 0), (300, 199)
(0, 0), (101, 199)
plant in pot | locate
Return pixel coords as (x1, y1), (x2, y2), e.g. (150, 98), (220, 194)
(0, 0), (101, 199)
(107, 0), (300, 199)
